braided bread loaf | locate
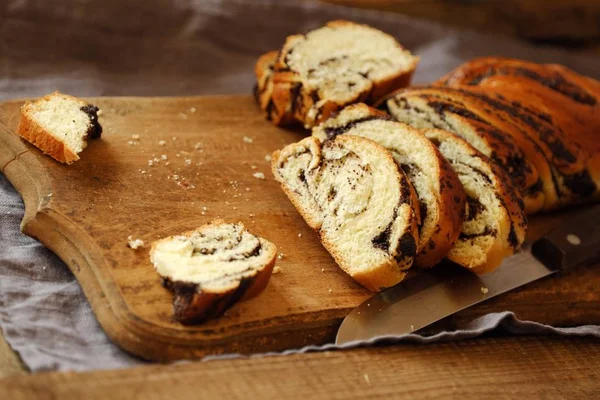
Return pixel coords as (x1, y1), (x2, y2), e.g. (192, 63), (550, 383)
(312, 104), (466, 269)
(268, 56), (598, 288)
(255, 20), (418, 128)
(272, 135), (420, 291)
(436, 57), (600, 209)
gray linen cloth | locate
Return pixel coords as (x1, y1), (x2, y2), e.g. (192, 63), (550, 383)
(1, 0), (599, 372)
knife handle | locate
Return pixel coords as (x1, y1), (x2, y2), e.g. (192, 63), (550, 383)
(532, 205), (600, 270)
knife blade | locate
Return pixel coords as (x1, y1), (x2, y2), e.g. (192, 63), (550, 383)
(336, 205), (600, 344)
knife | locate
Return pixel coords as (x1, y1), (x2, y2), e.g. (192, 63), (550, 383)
(336, 205), (600, 344)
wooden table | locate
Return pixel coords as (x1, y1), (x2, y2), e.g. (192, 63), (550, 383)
(1, 1), (599, 397)
(2, 336), (600, 398)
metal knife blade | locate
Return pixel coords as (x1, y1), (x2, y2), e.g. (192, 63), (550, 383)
(335, 242), (552, 344)
(336, 205), (600, 344)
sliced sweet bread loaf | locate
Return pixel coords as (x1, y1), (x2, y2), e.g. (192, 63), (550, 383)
(271, 135), (419, 291)
(18, 91), (102, 164)
(380, 88), (544, 213)
(271, 20), (418, 128)
(312, 104), (465, 268)
(424, 128), (527, 274)
(150, 220), (277, 324)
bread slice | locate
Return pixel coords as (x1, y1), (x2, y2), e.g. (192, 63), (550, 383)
(272, 135), (419, 291)
(271, 20), (418, 128)
(17, 91), (102, 164)
(150, 220), (277, 324)
(424, 128), (526, 274)
(312, 104), (465, 268)
(381, 88), (544, 214)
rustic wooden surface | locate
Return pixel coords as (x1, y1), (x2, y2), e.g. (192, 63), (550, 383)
(1, 95), (599, 364)
(2, 336), (599, 399)
(1, 0), (599, 385)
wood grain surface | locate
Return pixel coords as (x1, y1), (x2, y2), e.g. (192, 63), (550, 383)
(1, 96), (599, 363)
(2, 336), (599, 399)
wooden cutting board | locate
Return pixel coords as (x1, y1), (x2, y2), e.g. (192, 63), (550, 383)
(1, 96), (598, 362)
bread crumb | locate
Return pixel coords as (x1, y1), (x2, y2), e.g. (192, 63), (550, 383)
(97, 109), (103, 116)
(253, 172), (265, 180)
(481, 287), (489, 294)
(161, 154), (168, 160)
(264, 154), (272, 162)
(165, 161), (170, 166)
(131, 134), (140, 140)
(273, 266), (282, 274)
(328, 289), (333, 294)
(148, 160), (154, 167)
(190, 107), (197, 113)
(243, 136), (253, 144)
(246, 188), (250, 191)
(178, 112), (188, 120)
(202, 206), (208, 211)
(194, 142), (203, 150)
(127, 236), (145, 250)
(158, 140), (166, 146)
(277, 253), (285, 260)
(321, 268), (325, 272)
(251, 165), (258, 170)
(172, 136), (177, 141)
(298, 233), (302, 238)
(410, 325), (415, 331)
(127, 140), (135, 146)
(185, 159), (192, 166)
(141, 170), (146, 174)
(364, 374), (370, 385)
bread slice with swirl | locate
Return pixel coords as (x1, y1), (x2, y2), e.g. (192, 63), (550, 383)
(268, 20), (418, 128)
(312, 104), (465, 268)
(271, 135), (419, 291)
(380, 88), (544, 214)
(423, 129), (526, 274)
(150, 220), (277, 324)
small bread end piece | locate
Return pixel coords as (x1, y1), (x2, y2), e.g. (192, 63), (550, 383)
(151, 220), (277, 324)
(17, 91), (102, 164)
